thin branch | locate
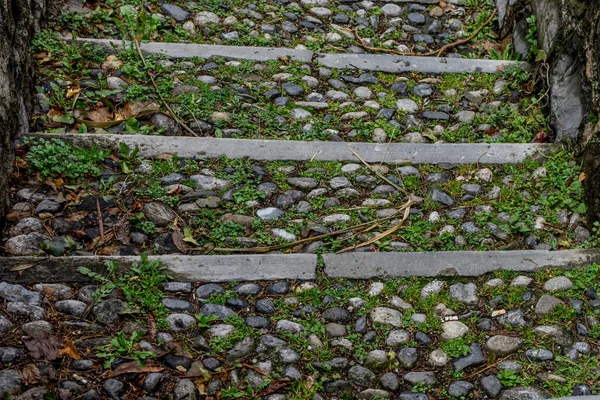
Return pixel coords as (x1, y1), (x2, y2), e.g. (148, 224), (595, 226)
(337, 203), (412, 253)
(343, 8), (497, 58)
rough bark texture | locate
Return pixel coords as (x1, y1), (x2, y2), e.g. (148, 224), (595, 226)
(0, 0), (47, 223)
(498, 0), (598, 144)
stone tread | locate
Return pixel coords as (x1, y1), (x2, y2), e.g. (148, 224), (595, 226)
(27, 133), (558, 165)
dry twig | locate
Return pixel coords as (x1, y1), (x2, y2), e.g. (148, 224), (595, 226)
(342, 8), (497, 57)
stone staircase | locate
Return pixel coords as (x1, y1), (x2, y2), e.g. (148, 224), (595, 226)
(1, 0), (599, 399)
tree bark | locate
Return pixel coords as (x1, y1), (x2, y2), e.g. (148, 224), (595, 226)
(0, 0), (47, 224)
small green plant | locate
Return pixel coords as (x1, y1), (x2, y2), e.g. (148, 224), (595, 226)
(78, 252), (171, 318)
(497, 369), (521, 387)
(118, 142), (141, 174)
(440, 338), (471, 358)
(195, 314), (218, 328)
(25, 138), (110, 180)
(96, 331), (155, 368)
(588, 323), (600, 339)
(132, 213), (159, 235)
(490, 44), (515, 60)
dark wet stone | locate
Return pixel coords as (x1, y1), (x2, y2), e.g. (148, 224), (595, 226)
(422, 111), (449, 120)
(282, 82), (304, 96)
(164, 354), (193, 371)
(324, 379), (350, 393)
(196, 284), (224, 300)
(266, 282), (290, 295)
(161, 298), (195, 313)
(226, 298), (249, 310)
(245, 316), (269, 329)
(391, 82), (408, 95)
(322, 307), (351, 322)
(102, 379), (125, 399)
(160, 4), (190, 22)
(92, 299), (127, 325)
(199, 304), (236, 319)
(480, 375), (502, 398)
(203, 357), (222, 372)
(415, 332), (432, 345)
(255, 299), (275, 314)
(143, 373), (166, 393)
(430, 188), (455, 206)
(452, 344), (486, 371)
(355, 316), (367, 333)
(448, 381), (474, 398)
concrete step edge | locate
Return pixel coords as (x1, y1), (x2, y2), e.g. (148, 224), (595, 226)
(26, 133), (559, 165)
(0, 254), (318, 283)
(323, 249), (600, 279)
(73, 38), (530, 74)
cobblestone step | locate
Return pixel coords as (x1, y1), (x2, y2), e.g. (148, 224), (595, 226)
(57, 0), (505, 59)
(35, 36), (537, 143)
(1, 263), (600, 399)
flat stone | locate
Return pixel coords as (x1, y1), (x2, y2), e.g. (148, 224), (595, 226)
(535, 295), (564, 315)
(166, 314), (196, 331)
(484, 335), (523, 355)
(498, 387), (550, 400)
(370, 307), (402, 327)
(441, 321), (469, 340)
(403, 371), (437, 386)
(199, 304), (236, 319)
(452, 344), (486, 371)
(543, 276), (573, 291)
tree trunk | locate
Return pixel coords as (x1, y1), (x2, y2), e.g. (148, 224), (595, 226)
(0, 0), (47, 224)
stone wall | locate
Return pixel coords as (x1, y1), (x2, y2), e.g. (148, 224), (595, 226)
(0, 0), (47, 223)
(499, 0), (598, 144)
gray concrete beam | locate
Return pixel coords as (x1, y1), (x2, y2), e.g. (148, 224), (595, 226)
(323, 250), (600, 279)
(74, 38), (314, 63)
(28, 133), (558, 165)
(0, 254), (317, 283)
(316, 53), (530, 74)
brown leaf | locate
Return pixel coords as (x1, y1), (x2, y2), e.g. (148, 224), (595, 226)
(172, 231), (188, 254)
(66, 211), (88, 222)
(6, 210), (31, 221)
(88, 107), (115, 123)
(97, 245), (120, 255)
(148, 313), (157, 342)
(579, 172), (586, 181)
(66, 87), (81, 100)
(23, 336), (61, 361)
(531, 131), (549, 143)
(157, 153), (174, 160)
(167, 186), (182, 196)
(164, 341), (193, 359)
(110, 361), (163, 378)
(121, 101), (161, 119)
(59, 339), (81, 360)
(116, 223), (131, 245)
(257, 378), (291, 397)
(21, 364), (41, 385)
(102, 55), (122, 70)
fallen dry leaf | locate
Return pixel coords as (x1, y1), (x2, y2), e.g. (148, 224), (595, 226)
(66, 87), (81, 99)
(172, 231), (188, 254)
(109, 361), (163, 377)
(59, 339), (81, 360)
(23, 336), (61, 361)
(121, 101), (161, 119)
(88, 107), (115, 123)
(579, 172), (586, 181)
(21, 364), (41, 385)
(102, 54), (122, 70)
